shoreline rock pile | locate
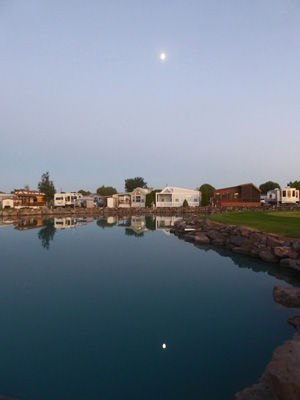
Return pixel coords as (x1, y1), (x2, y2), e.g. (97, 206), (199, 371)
(236, 288), (300, 400)
(171, 218), (300, 271)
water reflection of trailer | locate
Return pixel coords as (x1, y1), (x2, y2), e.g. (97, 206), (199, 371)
(54, 193), (82, 208)
(156, 216), (182, 235)
(54, 217), (81, 229)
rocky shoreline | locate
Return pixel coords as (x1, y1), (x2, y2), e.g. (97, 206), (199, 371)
(1, 204), (299, 220)
(171, 218), (300, 400)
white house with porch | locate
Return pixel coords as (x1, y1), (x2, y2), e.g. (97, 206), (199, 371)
(131, 187), (151, 208)
(111, 187), (151, 208)
(156, 187), (201, 207)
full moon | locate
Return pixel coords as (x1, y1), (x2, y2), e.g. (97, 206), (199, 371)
(160, 53), (166, 61)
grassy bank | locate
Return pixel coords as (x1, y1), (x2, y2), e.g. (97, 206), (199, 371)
(200, 211), (300, 238)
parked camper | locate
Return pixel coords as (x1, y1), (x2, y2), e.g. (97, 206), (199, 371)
(266, 187), (299, 205)
(54, 192), (82, 207)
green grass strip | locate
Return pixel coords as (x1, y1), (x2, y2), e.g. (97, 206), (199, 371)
(199, 211), (300, 238)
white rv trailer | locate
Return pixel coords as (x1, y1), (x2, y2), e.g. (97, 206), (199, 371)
(266, 187), (299, 205)
(54, 192), (82, 207)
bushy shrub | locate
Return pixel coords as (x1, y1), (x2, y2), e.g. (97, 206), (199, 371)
(183, 199), (189, 207)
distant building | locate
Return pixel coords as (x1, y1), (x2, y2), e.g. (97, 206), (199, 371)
(266, 187), (299, 205)
(213, 183), (261, 207)
(109, 187), (151, 208)
(156, 187), (200, 207)
(13, 190), (46, 208)
(0, 193), (14, 208)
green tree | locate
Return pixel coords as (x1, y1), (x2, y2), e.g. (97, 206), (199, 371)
(78, 189), (91, 196)
(96, 186), (117, 196)
(287, 181), (300, 190)
(125, 177), (147, 192)
(37, 172), (56, 203)
(145, 189), (161, 207)
(259, 181), (280, 194)
(198, 184), (216, 206)
(183, 199), (189, 207)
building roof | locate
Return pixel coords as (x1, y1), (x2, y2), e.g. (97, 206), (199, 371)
(158, 186), (199, 194)
(214, 183), (261, 192)
(14, 190), (46, 196)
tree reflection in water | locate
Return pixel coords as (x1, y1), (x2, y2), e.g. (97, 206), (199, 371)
(38, 219), (56, 249)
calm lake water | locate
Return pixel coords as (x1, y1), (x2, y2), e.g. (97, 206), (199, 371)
(0, 216), (299, 400)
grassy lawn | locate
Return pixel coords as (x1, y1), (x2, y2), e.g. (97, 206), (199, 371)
(200, 211), (300, 238)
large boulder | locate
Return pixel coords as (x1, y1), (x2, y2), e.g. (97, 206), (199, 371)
(236, 318), (300, 400)
(194, 233), (210, 244)
(274, 247), (299, 260)
(200, 219), (224, 231)
(267, 237), (286, 248)
(259, 248), (279, 263)
(273, 286), (300, 308)
(265, 339), (300, 400)
(229, 235), (247, 247)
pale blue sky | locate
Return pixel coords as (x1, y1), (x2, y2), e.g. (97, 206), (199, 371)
(1, 0), (299, 193)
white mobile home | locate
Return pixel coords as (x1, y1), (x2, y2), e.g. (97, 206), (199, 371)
(131, 188), (151, 208)
(266, 187), (299, 205)
(54, 192), (82, 207)
(156, 187), (201, 207)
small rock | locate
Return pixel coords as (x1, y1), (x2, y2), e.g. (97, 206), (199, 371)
(273, 286), (300, 308)
(194, 233), (210, 244)
(287, 316), (300, 331)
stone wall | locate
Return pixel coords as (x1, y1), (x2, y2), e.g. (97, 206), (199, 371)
(1, 204), (299, 219)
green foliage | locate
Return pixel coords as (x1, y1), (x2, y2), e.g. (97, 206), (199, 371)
(96, 186), (117, 196)
(125, 177), (147, 193)
(78, 189), (91, 196)
(146, 190), (160, 207)
(287, 181), (300, 190)
(201, 192), (209, 206)
(259, 181), (280, 194)
(38, 172), (56, 203)
(183, 199), (189, 207)
(199, 183), (215, 206)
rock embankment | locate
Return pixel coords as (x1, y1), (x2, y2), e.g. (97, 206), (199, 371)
(171, 218), (300, 271)
(171, 219), (300, 399)
(236, 287), (300, 400)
